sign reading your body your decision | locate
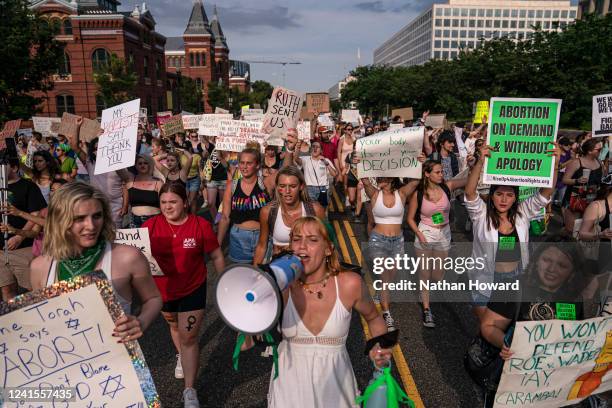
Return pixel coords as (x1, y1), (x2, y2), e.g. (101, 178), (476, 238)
(484, 98), (561, 188)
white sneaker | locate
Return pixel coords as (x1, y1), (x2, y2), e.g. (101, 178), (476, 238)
(175, 354), (184, 379)
(200, 199), (208, 209)
(382, 311), (396, 331)
(183, 387), (200, 408)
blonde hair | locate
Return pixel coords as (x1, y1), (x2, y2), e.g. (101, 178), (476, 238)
(43, 182), (115, 260)
(274, 165), (310, 205)
(135, 154), (154, 177)
(290, 216), (343, 276)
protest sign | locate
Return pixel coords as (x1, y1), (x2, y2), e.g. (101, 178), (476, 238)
(356, 127), (424, 178)
(391, 107), (414, 121)
(115, 228), (162, 276)
(50, 121), (61, 135)
(0, 272), (159, 407)
(80, 118), (102, 143)
(342, 109), (361, 125)
(198, 114), (233, 136)
(297, 121), (311, 142)
(424, 114), (446, 128)
(94, 99), (139, 175)
(389, 123), (404, 131)
(155, 111), (172, 126)
(242, 109), (264, 121)
(484, 98), (561, 188)
(216, 120), (267, 152)
(474, 101), (489, 124)
(32, 116), (61, 137)
(0, 120), (21, 149)
(494, 316), (612, 408)
(182, 114), (203, 130)
(593, 94), (612, 137)
(306, 93), (330, 113)
(261, 87), (302, 139)
(161, 114), (184, 136)
(318, 114), (334, 128)
(58, 112), (80, 144)
(215, 107), (230, 114)
(17, 128), (32, 138)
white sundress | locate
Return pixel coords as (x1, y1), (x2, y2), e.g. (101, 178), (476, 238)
(268, 276), (359, 408)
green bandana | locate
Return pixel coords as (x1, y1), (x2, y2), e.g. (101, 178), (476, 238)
(58, 240), (106, 281)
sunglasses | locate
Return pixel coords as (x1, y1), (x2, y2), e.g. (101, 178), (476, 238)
(364, 329), (399, 355)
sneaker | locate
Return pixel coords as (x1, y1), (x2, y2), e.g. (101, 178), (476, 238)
(382, 311), (396, 331)
(423, 309), (435, 328)
(200, 199), (208, 209)
(345, 196), (350, 207)
(174, 354), (184, 379)
(183, 387), (200, 408)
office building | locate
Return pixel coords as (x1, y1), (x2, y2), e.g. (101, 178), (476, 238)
(577, 0), (611, 18)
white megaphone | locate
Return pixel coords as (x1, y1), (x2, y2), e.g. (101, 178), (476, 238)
(215, 253), (304, 335)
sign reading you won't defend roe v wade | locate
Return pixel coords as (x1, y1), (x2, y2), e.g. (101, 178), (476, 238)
(484, 98), (562, 188)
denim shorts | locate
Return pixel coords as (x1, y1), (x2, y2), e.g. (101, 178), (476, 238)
(229, 225), (260, 264)
(186, 176), (201, 192)
(471, 266), (522, 306)
(368, 231), (405, 268)
(130, 213), (156, 228)
(307, 185), (329, 207)
(208, 180), (226, 189)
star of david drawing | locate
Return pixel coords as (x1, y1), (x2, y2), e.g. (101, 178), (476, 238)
(0, 343), (6, 355)
(65, 318), (80, 330)
(99, 374), (125, 399)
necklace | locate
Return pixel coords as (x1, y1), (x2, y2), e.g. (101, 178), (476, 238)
(167, 217), (187, 238)
(298, 272), (330, 299)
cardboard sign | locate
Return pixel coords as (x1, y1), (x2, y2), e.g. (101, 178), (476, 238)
(115, 228), (162, 276)
(424, 114), (446, 128)
(261, 87), (302, 139)
(58, 112), (81, 145)
(484, 98), (561, 188)
(306, 93), (330, 113)
(50, 121), (61, 135)
(0, 272), (159, 407)
(473, 101), (489, 124)
(214, 107), (230, 114)
(161, 114), (184, 136)
(216, 120), (267, 152)
(356, 127), (424, 178)
(198, 114), (233, 137)
(0, 120), (21, 149)
(94, 99), (140, 175)
(32, 116), (61, 137)
(182, 114), (203, 130)
(494, 316), (612, 407)
(593, 94), (612, 137)
(341, 109), (361, 125)
(80, 118), (102, 143)
(391, 107), (414, 121)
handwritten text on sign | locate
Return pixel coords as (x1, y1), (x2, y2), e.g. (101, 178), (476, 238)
(494, 316), (612, 408)
(115, 228), (163, 276)
(94, 99), (140, 175)
(356, 127), (424, 179)
(593, 94), (612, 137)
(261, 87), (302, 140)
(0, 284), (147, 406)
(198, 114), (233, 137)
(216, 120), (266, 152)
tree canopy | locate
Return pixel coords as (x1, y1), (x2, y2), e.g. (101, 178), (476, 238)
(94, 54), (137, 108)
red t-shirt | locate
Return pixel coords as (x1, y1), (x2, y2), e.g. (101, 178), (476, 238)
(321, 138), (338, 163)
(144, 214), (219, 302)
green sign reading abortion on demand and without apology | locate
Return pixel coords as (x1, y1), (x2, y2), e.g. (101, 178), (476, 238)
(484, 98), (562, 188)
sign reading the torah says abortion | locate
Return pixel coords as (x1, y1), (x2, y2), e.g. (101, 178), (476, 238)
(494, 316), (612, 408)
(216, 120), (266, 152)
(356, 126), (424, 178)
(94, 99), (140, 175)
(261, 87), (302, 140)
(0, 272), (159, 407)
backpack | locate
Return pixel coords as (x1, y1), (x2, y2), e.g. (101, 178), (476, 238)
(414, 184), (451, 225)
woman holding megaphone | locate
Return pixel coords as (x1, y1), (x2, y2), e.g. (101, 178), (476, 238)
(267, 216), (392, 408)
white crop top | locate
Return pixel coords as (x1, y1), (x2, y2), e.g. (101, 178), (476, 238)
(372, 190), (404, 224)
(272, 203), (306, 246)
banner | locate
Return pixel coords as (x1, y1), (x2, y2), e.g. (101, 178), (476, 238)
(356, 127), (424, 178)
(424, 114), (446, 128)
(261, 87), (302, 140)
(94, 99), (140, 175)
(306, 93), (330, 113)
(484, 98), (562, 188)
(32, 116), (61, 137)
(198, 114), (233, 137)
(0, 272), (159, 407)
(391, 107), (414, 121)
(473, 101), (489, 124)
(115, 228), (162, 276)
(161, 114), (184, 136)
(80, 118), (102, 143)
(593, 94), (612, 137)
(494, 316), (612, 408)
(341, 109), (361, 125)
(216, 120), (267, 152)
(181, 114), (203, 130)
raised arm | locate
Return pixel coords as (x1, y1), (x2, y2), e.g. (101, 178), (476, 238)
(152, 153), (170, 178)
(539, 142), (562, 200)
(465, 145), (488, 202)
(360, 177), (378, 200)
(179, 149), (193, 182)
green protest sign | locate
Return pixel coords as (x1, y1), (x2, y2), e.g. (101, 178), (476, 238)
(484, 98), (561, 188)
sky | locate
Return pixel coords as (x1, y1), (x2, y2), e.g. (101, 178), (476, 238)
(135, 0), (435, 93)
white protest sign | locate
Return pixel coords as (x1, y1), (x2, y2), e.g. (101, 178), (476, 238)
(198, 114), (233, 137)
(214, 107), (229, 114)
(356, 127), (424, 178)
(297, 121), (311, 142)
(261, 87), (302, 140)
(318, 114), (334, 128)
(342, 109), (361, 125)
(389, 123), (403, 131)
(115, 228), (163, 276)
(94, 99), (140, 175)
(32, 116), (61, 137)
(243, 110), (265, 121)
(593, 93), (612, 137)
(0, 282), (151, 406)
(182, 114), (204, 130)
(494, 316), (612, 408)
(216, 120), (266, 152)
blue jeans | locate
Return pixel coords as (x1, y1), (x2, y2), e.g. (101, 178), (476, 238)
(307, 185), (329, 207)
(186, 176), (201, 192)
(130, 213), (155, 228)
(367, 231), (405, 271)
(229, 225), (260, 264)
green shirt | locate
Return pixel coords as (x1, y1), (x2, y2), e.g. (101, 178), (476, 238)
(59, 157), (76, 174)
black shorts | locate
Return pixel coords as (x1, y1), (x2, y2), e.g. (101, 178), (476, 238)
(347, 171), (359, 187)
(162, 281), (207, 313)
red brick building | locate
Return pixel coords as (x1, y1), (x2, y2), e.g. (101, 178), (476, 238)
(30, 0), (167, 119)
(165, 2), (249, 112)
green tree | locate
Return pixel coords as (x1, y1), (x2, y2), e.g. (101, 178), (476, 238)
(178, 76), (201, 113)
(249, 80), (274, 109)
(0, 0), (65, 122)
(229, 87), (251, 115)
(94, 54), (137, 108)
(206, 80), (228, 110)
